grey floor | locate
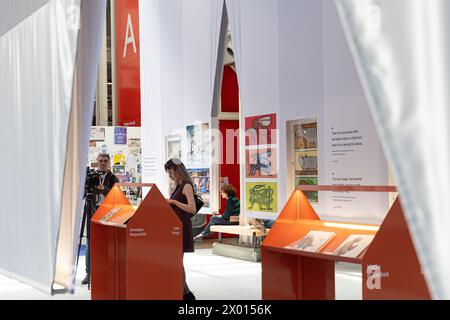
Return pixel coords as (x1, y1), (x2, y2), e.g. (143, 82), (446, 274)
(0, 246), (362, 300)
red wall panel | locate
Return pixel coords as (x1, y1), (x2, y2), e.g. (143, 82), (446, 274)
(116, 0), (141, 126)
(219, 66), (240, 212)
(221, 66), (239, 113)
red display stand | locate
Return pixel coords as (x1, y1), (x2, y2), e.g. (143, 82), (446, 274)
(90, 184), (183, 300)
(262, 185), (431, 300)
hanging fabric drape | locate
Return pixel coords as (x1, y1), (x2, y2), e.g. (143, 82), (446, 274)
(140, 0), (225, 198)
(336, 0), (450, 299)
(0, 0), (106, 293)
(53, 0), (108, 293)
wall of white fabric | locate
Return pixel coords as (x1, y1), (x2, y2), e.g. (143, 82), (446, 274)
(140, 0), (225, 205)
(0, 0), (106, 294)
(336, 0), (450, 300)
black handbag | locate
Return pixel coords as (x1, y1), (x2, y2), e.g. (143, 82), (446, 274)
(193, 194), (204, 216)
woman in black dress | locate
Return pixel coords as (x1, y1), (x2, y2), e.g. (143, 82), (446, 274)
(165, 159), (196, 300)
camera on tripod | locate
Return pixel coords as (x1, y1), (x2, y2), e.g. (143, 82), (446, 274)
(85, 167), (101, 195)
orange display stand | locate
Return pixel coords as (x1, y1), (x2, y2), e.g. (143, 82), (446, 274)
(90, 184), (183, 300)
(262, 185), (431, 300)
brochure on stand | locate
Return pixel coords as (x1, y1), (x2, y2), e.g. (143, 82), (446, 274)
(333, 234), (375, 258)
(100, 207), (121, 222)
(285, 230), (336, 252)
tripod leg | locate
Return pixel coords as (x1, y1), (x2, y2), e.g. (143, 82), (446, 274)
(75, 201), (87, 274)
(86, 196), (97, 290)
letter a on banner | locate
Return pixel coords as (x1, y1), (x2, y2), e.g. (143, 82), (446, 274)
(123, 13), (137, 58)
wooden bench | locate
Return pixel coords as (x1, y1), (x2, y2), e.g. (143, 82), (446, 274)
(210, 218), (270, 247)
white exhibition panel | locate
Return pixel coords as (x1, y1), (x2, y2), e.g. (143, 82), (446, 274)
(226, 0), (389, 223)
(337, 0), (450, 299)
(0, 0), (81, 293)
(140, 0), (224, 198)
(322, 1), (388, 223)
(54, 0), (107, 292)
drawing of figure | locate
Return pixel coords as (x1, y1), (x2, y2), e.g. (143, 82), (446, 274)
(249, 151), (273, 176)
(248, 185), (274, 211)
(248, 116), (273, 145)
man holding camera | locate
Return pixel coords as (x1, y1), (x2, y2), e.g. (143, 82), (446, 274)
(82, 153), (119, 285)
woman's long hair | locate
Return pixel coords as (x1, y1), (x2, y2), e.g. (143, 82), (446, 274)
(164, 158), (195, 187)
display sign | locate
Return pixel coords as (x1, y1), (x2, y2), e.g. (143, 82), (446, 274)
(116, 0), (141, 126)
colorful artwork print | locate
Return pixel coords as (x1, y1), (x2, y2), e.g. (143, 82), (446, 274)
(188, 168), (211, 209)
(245, 182), (278, 213)
(186, 123), (210, 164)
(114, 127), (127, 145)
(245, 113), (277, 146)
(246, 148), (277, 178)
(295, 176), (318, 203)
(295, 150), (318, 176)
(294, 122), (317, 149)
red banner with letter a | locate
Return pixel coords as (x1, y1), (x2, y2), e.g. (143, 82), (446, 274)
(116, 0), (141, 126)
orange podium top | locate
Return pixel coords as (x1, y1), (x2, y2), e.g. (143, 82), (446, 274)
(263, 186), (381, 264)
(91, 185), (137, 226)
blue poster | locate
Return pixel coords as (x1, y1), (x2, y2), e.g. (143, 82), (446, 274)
(114, 127), (127, 145)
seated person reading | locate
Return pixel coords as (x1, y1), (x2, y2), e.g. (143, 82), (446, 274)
(194, 184), (240, 241)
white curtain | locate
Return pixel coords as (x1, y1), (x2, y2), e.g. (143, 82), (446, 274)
(0, 0), (50, 37)
(54, 0), (107, 293)
(0, 0), (106, 293)
(336, 0), (450, 299)
(140, 0), (225, 196)
(0, 0), (80, 293)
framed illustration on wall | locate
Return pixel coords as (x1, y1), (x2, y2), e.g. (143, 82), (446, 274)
(245, 113), (277, 146)
(295, 150), (318, 176)
(166, 134), (182, 160)
(245, 182), (278, 213)
(186, 123), (210, 164)
(286, 118), (318, 206)
(295, 176), (318, 203)
(188, 168), (211, 209)
(245, 147), (278, 178)
(294, 122), (317, 149)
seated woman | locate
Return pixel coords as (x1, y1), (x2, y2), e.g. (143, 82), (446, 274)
(194, 184), (240, 241)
